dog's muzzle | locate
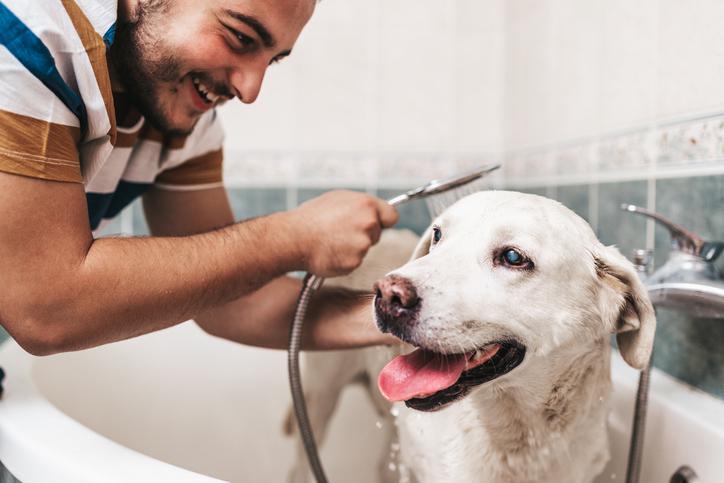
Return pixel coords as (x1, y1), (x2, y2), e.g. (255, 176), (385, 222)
(373, 274), (420, 339)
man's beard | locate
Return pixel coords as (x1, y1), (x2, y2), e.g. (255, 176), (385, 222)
(109, 0), (192, 137)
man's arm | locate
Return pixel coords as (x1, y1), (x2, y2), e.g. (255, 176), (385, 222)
(0, 171), (396, 355)
(142, 186), (396, 350)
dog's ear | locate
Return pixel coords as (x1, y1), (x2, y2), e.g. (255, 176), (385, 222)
(410, 226), (433, 261)
(594, 246), (656, 370)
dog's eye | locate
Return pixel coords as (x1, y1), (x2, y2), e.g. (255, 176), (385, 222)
(503, 249), (523, 265)
(432, 226), (442, 244)
(498, 248), (533, 269)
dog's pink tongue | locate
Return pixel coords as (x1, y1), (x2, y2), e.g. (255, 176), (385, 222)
(378, 348), (467, 402)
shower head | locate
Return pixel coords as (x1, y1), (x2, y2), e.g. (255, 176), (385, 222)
(386, 164), (500, 207)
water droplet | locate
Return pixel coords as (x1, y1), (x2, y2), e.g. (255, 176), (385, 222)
(390, 407), (400, 417)
(388, 462), (397, 471)
(391, 442), (400, 451)
(375, 421), (383, 429)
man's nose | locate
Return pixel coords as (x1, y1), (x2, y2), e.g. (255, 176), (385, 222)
(229, 63), (267, 104)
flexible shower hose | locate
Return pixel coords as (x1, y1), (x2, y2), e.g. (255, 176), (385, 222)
(624, 359), (651, 483)
(288, 273), (328, 483)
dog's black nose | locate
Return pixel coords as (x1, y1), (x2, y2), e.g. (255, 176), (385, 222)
(373, 274), (420, 333)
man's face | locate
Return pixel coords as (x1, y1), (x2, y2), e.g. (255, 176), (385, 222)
(110, 0), (315, 136)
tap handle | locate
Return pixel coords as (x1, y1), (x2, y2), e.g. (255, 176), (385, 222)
(620, 204), (723, 261)
(701, 241), (724, 262)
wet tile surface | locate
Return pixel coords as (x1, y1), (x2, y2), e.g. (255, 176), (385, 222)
(651, 175), (724, 398)
(654, 309), (724, 397)
(597, 180), (648, 259)
(378, 188), (432, 235)
(556, 184), (591, 223)
(227, 188), (288, 220)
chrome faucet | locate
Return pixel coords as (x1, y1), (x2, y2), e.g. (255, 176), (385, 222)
(619, 206), (721, 483)
(621, 204), (724, 319)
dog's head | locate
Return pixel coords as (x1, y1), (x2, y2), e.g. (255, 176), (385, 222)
(374, 191), (655, 411)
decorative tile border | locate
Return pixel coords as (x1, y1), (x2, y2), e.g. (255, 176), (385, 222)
(223, 111), (724, 190)
(223, 150), (499, 189)
(656, 116), (724, 166)
(505, 111), (724, 187)
(597, 129), (654, 171)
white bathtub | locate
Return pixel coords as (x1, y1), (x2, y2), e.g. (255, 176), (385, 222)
(0, 322), (722, 482)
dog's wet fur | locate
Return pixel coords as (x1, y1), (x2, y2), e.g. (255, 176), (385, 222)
(286, 191), (655, 483)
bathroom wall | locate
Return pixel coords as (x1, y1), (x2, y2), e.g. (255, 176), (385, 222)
(502, 0), (724, 399)
(112, 0), (507, 238)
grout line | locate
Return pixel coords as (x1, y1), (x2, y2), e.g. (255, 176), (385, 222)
(589, 183), (599, 235)
(646, 178), (657, 252)
(286, 186), (297, 210)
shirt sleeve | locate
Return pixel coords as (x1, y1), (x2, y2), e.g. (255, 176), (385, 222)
(0, 47), (82, 183)
(153, 109), (225, 191)
(0, 109), (82, 182)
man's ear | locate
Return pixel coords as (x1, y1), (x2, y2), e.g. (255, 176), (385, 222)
(410, 226), (433, 261)
(594, 246), (656, 370)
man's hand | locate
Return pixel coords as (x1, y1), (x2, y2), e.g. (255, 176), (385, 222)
(289, 190), (399, 277)
(144, 187), (397, 350)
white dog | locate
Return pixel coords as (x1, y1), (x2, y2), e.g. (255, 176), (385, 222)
(286, 191), (655, 483)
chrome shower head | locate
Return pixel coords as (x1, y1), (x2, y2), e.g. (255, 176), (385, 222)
(386, 164), (500, 207)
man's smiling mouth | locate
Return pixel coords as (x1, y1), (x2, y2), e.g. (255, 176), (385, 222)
(187, 73), (225, 111)
(191, 74), (220, 104)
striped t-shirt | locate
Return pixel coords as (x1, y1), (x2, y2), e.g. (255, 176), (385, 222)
(0, 0), (225, 230)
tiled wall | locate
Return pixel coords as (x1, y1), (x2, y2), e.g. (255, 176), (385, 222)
(218, 0), (504, 155)
(523, 173), (724, 400)
(502, 0), (724, 400)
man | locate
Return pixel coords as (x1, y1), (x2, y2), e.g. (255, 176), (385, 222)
(0, 0), (399, 355)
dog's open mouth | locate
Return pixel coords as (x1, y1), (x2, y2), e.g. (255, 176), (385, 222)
(378, 341), (526, 412)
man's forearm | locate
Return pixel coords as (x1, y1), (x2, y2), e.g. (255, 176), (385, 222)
(195, 276), (397, 350)
(13, 212), (305, 354)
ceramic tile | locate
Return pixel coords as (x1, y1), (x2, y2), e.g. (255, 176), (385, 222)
(650, 175), (724, 399)
(378, 188), (432, 236)
(599, 0), (658, 131)
(654, 308), (724, 398)
(556, 184), (591, 223)
(227, 188), (288, 221)
(503, 0), (554, 149)
(658, 0), (724, 118)
(653, 176), (724, 274)
(596, 181), (648, 257)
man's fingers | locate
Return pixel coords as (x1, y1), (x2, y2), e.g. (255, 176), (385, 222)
(375, 198), (399, 228)
(367, 222), (382, 245)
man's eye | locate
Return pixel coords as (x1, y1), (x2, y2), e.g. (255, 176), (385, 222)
(229, 28), (256, 50)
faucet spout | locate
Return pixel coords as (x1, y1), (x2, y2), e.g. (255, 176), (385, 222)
(622, 204), (724, 319)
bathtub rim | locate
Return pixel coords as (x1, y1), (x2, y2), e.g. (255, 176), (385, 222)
(0, 336), (227, 483)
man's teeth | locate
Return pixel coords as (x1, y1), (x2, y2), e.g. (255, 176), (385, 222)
(192, 77), (219, 104)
